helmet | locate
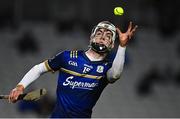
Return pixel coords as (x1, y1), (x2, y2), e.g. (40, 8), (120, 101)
(91, 21), (116, 42)
(90, 21), (116, 54)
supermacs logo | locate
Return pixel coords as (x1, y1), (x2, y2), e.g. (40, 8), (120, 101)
(63, 76), (98, 90)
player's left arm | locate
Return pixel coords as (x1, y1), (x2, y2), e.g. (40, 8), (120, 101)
(107, 21), (138, 83)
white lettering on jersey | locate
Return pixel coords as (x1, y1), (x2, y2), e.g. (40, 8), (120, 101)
(84, 64), (93, 69)
(83, 67), (91, 73)
(68, 60), (78, 67)
(63, 76), (98, 90)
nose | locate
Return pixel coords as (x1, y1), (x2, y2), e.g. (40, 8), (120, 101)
(98, 38), (106, 45)
(99, 37), (106, 44)
(100, 33), (106, 41)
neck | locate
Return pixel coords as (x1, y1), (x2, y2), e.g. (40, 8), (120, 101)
(85, 48), (107, 61)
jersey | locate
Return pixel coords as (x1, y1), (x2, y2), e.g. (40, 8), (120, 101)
(46, 50), (114, 118)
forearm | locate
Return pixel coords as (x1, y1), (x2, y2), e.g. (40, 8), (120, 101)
(17, 62), (48, 88)
(107, 45), (126, 82)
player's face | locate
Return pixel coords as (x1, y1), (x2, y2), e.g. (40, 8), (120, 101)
(94, 28), (113, 47)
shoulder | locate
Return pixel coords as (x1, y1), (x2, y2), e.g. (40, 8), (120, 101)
(68, 50), (84, 59)
(53, 50), (72, 58)
(55, 50), (84, 59)
(49, 49), (84, 59)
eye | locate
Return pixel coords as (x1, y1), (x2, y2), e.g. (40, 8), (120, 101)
(106, 34), (112, 40)
(96, 31), (102, 36)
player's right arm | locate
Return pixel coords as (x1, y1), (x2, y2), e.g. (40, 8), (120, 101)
(9, 51), (65, 103)
(9, 61), (49, 103)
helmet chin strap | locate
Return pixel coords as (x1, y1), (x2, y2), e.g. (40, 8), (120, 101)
(90, 38), (111, 54)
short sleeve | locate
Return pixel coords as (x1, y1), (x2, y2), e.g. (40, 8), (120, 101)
(45, 51), (65, 72)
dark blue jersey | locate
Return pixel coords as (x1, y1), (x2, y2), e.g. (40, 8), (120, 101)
(46, 50), (114, 118)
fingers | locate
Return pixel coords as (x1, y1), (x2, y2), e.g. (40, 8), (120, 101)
(128, 22), (138, 37)
(9, 85), (24, 103)
(127, 21), (133, 32)
(131, 25), (138, 33)
(128, 21), (138, 33)
(9, 89), (16, 103)
(117, 21), (137, 34)
(129, 25), (138, 37)
(8, 89), (22, 103)
(116, 27), (122, 35)
(9, 89), (14, 103)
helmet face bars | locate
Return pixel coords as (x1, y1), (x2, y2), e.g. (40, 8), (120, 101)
(90, 21), (116, 54)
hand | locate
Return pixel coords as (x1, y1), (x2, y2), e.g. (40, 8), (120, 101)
(116, 21), (138, 47)
(9, 85), (24, 103)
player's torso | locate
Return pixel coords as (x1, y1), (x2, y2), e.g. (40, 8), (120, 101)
(58, 51), (111, 89)
(56, 50), (112, 111)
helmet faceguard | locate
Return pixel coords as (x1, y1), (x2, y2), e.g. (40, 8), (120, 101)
(90, 21), (116, 54)
(90, 41), (110, 54)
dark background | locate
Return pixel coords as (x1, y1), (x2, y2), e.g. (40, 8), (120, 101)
(0, 0), (180, 118)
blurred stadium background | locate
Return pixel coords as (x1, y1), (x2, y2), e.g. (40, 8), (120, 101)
(0, 0), (180, 118)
